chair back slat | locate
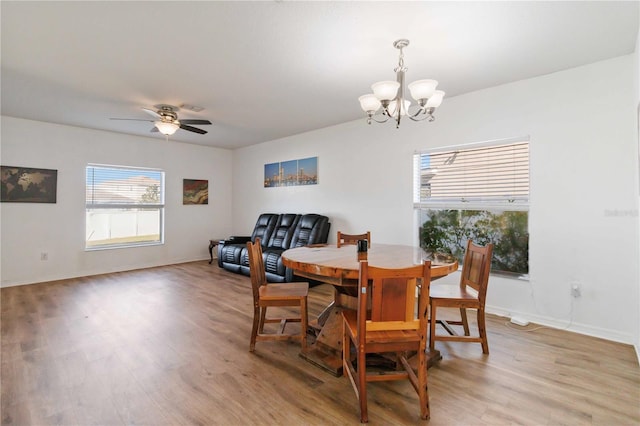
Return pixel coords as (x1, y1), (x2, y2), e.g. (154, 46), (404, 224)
(337, 231), (371, 248)
(358, 261), (431, 336)
(460, 240), (493, 300)
(370, 277), (416, 322)
(247, 238), (267, 305)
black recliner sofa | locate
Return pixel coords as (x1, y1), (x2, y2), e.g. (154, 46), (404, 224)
(218, 213), (331, 282)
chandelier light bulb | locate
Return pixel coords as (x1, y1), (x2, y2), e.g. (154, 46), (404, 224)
(371, 81), (400, 101)
(358, 94), (382, 113)
(408, 79), (438, 102)
(426, 90), (445, 108)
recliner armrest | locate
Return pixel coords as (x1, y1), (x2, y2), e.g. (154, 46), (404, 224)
(223, 236), (252, 244)
(218, 237), (251, 268)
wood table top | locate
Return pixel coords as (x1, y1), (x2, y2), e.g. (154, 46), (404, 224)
(282, 243), (458, 285)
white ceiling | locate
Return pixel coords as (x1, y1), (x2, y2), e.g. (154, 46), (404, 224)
(2, 1), (638, 149)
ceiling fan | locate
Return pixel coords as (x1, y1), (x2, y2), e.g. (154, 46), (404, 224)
(111, 104), (212, 136)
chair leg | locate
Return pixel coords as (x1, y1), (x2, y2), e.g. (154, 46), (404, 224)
(300, 297), (308, 351)
(358, 348), (368, 423)
(477, 307), (489, 354)
(429, 303), (437, 352)
(258, 307), (267, 333)
(250, 306), (260, 352)
(342, 321), (349, 377)
(460, 307), (470, 336)
(417, 344), (430, 420)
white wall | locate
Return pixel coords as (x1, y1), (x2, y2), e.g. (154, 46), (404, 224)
(1, 56), (637, 347)
(233, 55), (640, 345)
(0, 117), (233, 286)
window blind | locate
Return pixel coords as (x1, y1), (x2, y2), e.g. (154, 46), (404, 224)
(413, 139), (529, 207)
(86, 165), (164, 206)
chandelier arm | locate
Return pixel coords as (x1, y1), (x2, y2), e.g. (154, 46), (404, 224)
(408, 106), (426, 119)
(371, 114), (391, 124)
(407, 114), (430, 122)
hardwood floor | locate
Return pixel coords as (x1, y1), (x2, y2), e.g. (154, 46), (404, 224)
(2, 261), (639, 425)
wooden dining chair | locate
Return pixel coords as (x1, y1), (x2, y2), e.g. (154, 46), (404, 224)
(429, 240), (494, 354)
(337, 231), (371, 248)
(342, 260), (431, 423)
(246, 238), (309, 352)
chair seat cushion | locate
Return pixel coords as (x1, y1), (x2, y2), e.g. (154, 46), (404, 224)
(259, 282), (309, 300)
(342, 310), (420, 344)
(430, 283), (479, 300)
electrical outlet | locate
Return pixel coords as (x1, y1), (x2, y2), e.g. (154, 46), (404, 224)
(40, 252), (48, 261)
(571, 282), (581, 298)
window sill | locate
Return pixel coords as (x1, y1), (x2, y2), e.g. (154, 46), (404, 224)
(85, 241), (164, 251)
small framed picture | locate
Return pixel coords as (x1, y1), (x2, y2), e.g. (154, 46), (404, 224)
(183, 179), (208, 205)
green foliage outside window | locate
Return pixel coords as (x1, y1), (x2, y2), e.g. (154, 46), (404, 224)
(141, 184), (160, 203)
(419, 209), (529, 275)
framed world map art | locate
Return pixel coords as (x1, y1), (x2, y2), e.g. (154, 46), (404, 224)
(1, 166), (57, 203)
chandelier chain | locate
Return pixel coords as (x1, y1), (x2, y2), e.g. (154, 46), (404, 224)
(396, 46), (406, 72)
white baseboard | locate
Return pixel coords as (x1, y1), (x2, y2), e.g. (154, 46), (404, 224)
(486, 305), (634, 346)
(0, 256), (211, 288)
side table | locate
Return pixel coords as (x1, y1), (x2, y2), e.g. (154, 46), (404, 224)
(209, 239), (222, 264)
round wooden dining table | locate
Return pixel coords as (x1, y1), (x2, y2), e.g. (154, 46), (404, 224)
(282, 243), (458, 376)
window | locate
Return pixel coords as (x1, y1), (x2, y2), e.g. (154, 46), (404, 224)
(86, 164), (164, 249)
(413, 138), (529, 276)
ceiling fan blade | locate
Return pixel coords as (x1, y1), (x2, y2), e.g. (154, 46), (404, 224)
(179, 119), (212, 125)
(110, 118), (154, 122)
(142, 107), (161, 119)
(180, 124), (207, 135)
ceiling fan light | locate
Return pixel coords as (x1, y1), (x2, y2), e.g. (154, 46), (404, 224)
(426, 90), (445, 108)
(358, 94), (382, 113)
(371, 80), (400, 101)
(408, 79), (438, 102)
(155, 121), (179, 135)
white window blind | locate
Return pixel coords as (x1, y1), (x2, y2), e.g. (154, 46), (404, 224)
(86, 165), (164, 207)
(413, 139), (529, 208)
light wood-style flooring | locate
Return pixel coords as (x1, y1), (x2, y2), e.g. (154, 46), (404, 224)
(2, 261), (639, 425)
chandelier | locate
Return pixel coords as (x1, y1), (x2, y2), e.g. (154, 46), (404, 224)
(358, 39), (445, 128)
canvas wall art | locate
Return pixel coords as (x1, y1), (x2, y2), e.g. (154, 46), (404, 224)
(183, 179), (208, 205)
(264, 156), (318, 188)
(1, 166), (58, 203)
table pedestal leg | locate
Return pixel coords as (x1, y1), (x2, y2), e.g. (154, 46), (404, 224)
(426, 348), (442, 368)
(300, 303), (346, 376)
